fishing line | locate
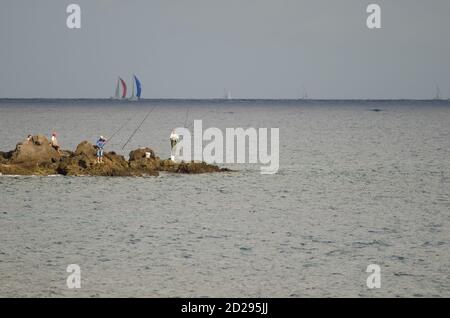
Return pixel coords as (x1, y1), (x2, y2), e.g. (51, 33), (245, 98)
(121, 105), (157, 150)
(183, 107), (190, 128)
(106, 115), (135, 144)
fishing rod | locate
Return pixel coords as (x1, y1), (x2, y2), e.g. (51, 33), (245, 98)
(183, 107), (190, 128)
(121, 105), (157, 150)
(105, 115), (135, 144)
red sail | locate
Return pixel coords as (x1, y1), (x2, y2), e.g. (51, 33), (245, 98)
(120, 78), (127, 98)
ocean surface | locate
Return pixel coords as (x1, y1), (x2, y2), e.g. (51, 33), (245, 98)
(0, 99), (449, 297)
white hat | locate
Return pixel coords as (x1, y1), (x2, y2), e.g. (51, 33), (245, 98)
(100, 135), (104, 139)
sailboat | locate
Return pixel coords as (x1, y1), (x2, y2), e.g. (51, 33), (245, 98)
(129, 75), (142, 101)
(301, 86), (308, 100)
(434, 85), (441, 100)
(224, 90), (232, 100)
(113, 77), (127, 99)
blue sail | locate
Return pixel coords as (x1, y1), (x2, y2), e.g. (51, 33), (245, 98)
(134, 75), (142, 99)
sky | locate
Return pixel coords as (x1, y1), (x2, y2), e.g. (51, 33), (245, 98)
(0, 0), (449, 99)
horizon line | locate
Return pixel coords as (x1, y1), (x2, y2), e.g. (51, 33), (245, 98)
(0, 97), (449, 102)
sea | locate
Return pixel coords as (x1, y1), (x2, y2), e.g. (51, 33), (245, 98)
(0, 99), (449, 297)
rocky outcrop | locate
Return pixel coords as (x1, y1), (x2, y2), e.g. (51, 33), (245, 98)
(128, 147), (161, 175)
(0, 136), (230, 176)
(129, 147), (155, 161)
(74, 141), (97, 157)
(9, 135), (60, 164)
(172, 161), (227, 174)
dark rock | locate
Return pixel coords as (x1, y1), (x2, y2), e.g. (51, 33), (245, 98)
(74, 141), (97, 157)
(0, 151), (12, 161)
(56, 141), (98, 175)
(0, 162), (57, 176)
(129, 148), (156, 161)
(1, 138), (230, 177)
(0, 152), (9, 164)
(172, 161), (230, 174)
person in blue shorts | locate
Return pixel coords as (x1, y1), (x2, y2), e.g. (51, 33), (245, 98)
(96, 136), (107, 164)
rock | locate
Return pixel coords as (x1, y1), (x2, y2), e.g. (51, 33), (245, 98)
(99, 152), (135, 176)
(0, 151), (12, 164)
(74, 141), (97, 157)
(0, 162), (58, 176)
(129, 158), (160, 175)
(9, 135), (60, 164)
(157, 159), (179, 173)
(172, 161), (230, 174)
(129, 147), (156, 161)
(0, 138), (230, 177)
(31, 135), (47, 145)
(57, 143), (153, 176)
(80, 158), (134, 177)
(128, 148), (160, 176)
(0, 151), (12, 160)
(57, 155), (90, 176)
(60, 150), (74, 158)
(56, 141), (97, 175)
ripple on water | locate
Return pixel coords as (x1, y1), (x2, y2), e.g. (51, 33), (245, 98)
(1, 101), (450, 297)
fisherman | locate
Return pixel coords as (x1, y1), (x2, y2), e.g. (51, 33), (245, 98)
(169, 129), (179, 161)
(96, 136), (107, 164)
(50, 132), (61, 154)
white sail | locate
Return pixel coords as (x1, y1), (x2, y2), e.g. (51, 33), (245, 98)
(130, 76), (135, 99)
(114, 78), (120, 99)
(435, 85), (441, 100)
(301, 86), (308, 100)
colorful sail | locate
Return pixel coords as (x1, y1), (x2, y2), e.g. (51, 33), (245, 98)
(120, 78), (127, 99)
(134, 75), (142, 99)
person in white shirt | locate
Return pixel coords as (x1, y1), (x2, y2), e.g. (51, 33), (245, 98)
(50, 132), (61, 154)
(169, 129), (179, 161)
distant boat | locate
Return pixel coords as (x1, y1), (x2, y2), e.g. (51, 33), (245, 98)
(130, 75), (142, 100)
(114, 77), (127, 99)
(299, 86), (308, 100)
(224, 90), (232, 100)
(434, 85), (441, 100)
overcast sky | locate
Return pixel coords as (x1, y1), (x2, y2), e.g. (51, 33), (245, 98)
(0, 0), (449, 99)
